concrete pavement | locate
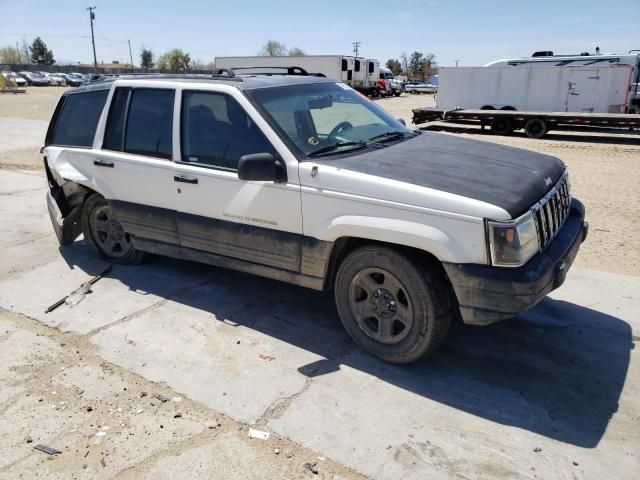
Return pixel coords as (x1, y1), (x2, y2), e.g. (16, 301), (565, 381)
(1, 168), (638, 479)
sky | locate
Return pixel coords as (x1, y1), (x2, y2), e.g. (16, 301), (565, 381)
(0, 0), (638, 67)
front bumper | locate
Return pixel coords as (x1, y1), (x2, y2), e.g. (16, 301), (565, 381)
(443, 199), (588, 325)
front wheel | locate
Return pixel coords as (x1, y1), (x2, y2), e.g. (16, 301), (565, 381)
(82, 194), (145, 264)
(334, 246), (452, 363)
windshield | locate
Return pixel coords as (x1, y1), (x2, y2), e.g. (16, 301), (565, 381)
(247, 82), (412, 157)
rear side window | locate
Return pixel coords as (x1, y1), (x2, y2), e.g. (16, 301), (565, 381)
(125, 89), (174, 159)
(50, 90), (108, 147)
(102, 88), (174, 159)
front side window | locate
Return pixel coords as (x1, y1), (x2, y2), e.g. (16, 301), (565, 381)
(248, 82), (411, 157)
(181, 91), (274, 170)
(50, 90), (108, 147)
(124, 89), (174, 159)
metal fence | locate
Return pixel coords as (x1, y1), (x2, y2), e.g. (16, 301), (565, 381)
(0, 64), (213, 75)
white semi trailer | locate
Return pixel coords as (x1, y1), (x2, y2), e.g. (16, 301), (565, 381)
(413, 50), (640, 138)
(215, 55), (380, 95)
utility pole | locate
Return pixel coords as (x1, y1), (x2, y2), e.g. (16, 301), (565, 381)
(454, 59), (460, 67)
(16, 41), (21, 64)
(128, 39), (134, 72)
(87, 6), (98, 71)
(352, 41), (361, 58)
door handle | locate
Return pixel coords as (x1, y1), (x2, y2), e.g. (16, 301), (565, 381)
(94, 160), (114, 168)
(173, 175), (198, 184)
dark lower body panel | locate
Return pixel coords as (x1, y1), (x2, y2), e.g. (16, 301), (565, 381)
(443, 199), (588, 326)
(133, 237), (326, 290)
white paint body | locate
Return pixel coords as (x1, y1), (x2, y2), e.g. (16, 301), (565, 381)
(438, 53), (639, 113)
(45, 78), (512, 268)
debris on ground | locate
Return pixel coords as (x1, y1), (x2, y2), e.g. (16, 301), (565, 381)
(304, 461), (319, 474)
(172, 396), (182, 402)
(25, 436), (33, 444)
(65, 282), (92, 307)
(153, 394), (169, 403)
(140, 391), (147, 397)
(533, 447), (542, 453)
(248, 428), (270, 440)
(101, 457), (106, 467)
(173, 412), (182, 418)
(45, 265), (112, 313)
(34, 444), (61, 455)
(259, 354), (276, 361)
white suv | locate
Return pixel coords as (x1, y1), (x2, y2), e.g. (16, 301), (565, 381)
(43, 70), (588, 363)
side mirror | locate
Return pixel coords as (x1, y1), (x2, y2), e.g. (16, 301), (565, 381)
(398, 118), (406, 126)
(238, 153), (286, 182)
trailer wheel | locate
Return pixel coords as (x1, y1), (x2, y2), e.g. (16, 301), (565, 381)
(490, 117), (514, 136)
(524, 118), (548, 139)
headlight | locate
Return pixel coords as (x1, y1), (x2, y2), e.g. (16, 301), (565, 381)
(488, 212), (539, 267)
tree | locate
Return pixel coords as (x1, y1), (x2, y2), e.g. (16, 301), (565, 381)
(140, 48), (154, 71)
(260, 40), (286, 56)
(288, 47), (305, 56)
(385, 58), (402, 76)
(29, 37), (54, 65)
(408, 51), (425, 80)
(0, 46), (21, 64)
(19, 38), (31, 65)
(156, 49), (191, 72)
(400, 52), (409, 75)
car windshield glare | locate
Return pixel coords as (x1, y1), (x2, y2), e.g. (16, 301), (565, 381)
(247, 82), (411, 157)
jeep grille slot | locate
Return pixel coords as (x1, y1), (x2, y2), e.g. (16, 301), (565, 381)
(532, 172), (571, 250)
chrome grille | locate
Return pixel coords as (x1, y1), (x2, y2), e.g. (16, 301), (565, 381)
(532, 172), (571, 250)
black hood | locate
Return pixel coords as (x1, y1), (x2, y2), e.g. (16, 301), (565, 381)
(313, 132), (565, 218)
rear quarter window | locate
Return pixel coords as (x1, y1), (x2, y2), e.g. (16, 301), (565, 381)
(48, 90), (109, 147)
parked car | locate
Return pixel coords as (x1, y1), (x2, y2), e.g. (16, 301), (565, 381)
(46, 73), (68, 86)
(42, 72), (587, 364)
(66, 73), (86, 87)
(17, 71), (49, 86)
(379, 67), (405, 96)
(1, 71), (27, 87)
(405, 82), (437, 94)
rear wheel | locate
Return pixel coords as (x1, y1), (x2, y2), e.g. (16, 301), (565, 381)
(82, 194), (145, 264)
(334, 246), (452, 363)
(524, 118), (548, 139)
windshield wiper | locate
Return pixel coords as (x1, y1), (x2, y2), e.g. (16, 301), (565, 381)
(368, 131), (411, 143)
(307, 141), (368, 157)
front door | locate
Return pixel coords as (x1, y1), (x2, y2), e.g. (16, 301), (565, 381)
(173, 88), (303, 272)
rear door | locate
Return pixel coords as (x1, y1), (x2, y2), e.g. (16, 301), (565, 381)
(173, 86), (304, 271)
(566, 69), (599, 112)
(92, 86), (179, 244)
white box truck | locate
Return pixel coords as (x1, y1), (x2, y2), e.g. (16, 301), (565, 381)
(215, 55), (380, 95)
(413, 51), (640, 138)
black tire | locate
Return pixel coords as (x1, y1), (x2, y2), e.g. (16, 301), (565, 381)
(334, 245), (452, 364)
(394, 90), (401, 97)
(82, 194), (145, 264)
(490, 117), (514, 136)
(524, 118), (548, 139)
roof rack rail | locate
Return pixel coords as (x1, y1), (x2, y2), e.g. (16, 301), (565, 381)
(229, 65), (315, 76)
